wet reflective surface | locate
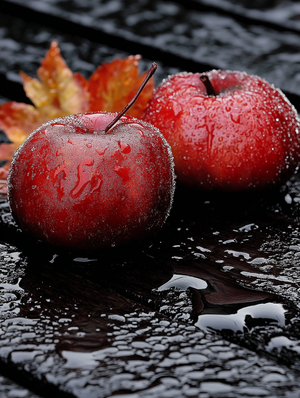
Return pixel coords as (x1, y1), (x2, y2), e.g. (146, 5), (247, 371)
(1, 0), (300, 397)
(2, 183), (300, 396)
(3, 0), (300, 97)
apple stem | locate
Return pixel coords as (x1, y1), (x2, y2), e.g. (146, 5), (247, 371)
(104, 62), (157, 133)
(200, 74), (217, 96)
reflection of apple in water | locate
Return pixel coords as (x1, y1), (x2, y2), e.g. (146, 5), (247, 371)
(8, 63), (176, 251)
(143, 69), (300, 191)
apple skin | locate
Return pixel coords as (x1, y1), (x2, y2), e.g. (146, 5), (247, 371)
(142, 69), (300, 191)
(7, 112), (175, 251)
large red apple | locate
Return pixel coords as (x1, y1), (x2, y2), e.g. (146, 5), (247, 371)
(7, 64), (176, 251)
(143, 69), (300, 191)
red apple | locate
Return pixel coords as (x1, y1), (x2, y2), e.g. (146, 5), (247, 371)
(143, 69), (300, 191)
(7, 64), (175, 251)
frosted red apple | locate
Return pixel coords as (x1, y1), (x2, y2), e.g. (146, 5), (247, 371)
(143, 69), (300, 191)
(7, 111), (175, 250)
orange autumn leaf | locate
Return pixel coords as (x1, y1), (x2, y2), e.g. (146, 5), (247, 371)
(0, 101), (48, 176)
(88, 55), (155, 119)
(20, 40), (90, 119)
(0, 164), (10, 195)
(0, 101), (45, 146)
(0, 41), (90, 151)
(0, 41), (155, 193)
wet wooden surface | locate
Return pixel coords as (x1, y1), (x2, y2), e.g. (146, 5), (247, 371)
(1, 1), (300, 397)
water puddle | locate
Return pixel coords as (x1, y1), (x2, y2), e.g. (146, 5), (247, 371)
(156, 271), (288, 335)
(157, 274), (208, 291)
(267, 335), (300, 355)
(195, 302), (286, 334)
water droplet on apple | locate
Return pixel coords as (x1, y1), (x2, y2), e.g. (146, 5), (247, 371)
(114, 166), (130, 181)
(130, 122), (144, 129)
(90, 178), (102, 194)
(172, 101), (182, 116)
(54, 163), (68, 180)
(71, 158), (99, 198)
(231, 113), (241, 124)
(118, 141), (131, 154)
(53, 162), (68, 199)
(97, 147), (107, 155)
(86, 143), (92, 148)
(127, 123), (145, 137)
(205, 123), (215, 152)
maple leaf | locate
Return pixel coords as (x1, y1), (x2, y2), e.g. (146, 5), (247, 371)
(0, 101), (47, 177)
(88, 55), (154, 119)
(0, 41), (155, 193)
(0, 102), (44, 146)
(20, 40), (90, 118)
(0, 165), (9, 195)
(0, 41), (90, 152)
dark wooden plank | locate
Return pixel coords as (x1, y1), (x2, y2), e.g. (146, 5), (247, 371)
(2, 0), (300, 100)
(190, 0), (300, 32)
(1, 237), (300, 397)
(0, 374), (44, 398)
(0, 12), (178, 103)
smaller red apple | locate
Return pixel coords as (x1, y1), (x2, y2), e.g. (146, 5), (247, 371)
(8, 63), (176, 251)
(143, 69), (300, 191)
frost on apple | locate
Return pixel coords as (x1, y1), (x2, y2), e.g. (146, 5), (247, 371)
(143, 69), (300, 191)
(8, 112), (175, 251)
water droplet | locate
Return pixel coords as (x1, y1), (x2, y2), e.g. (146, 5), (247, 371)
(71, 158), (102, 198)
(205, 122), (214, 152)
(114, 166), (129, 181)
(157, 274), (208, 291)
(231, 113), (241, 124)
(172, 101), (182, 116)
(53, 162), (68, 199)
(196, 302), (286, 333)
(53, 163), (67, 179)
(225, 249), (251, 260)
(97, 147), (107, 155)
(129, 122), (145, 137)
(118, 141), (131, 154)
